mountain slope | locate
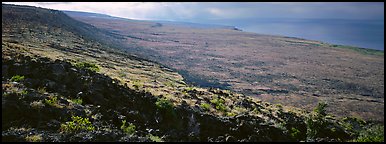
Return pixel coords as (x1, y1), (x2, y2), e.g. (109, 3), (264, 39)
(2, 4), (383, 142)
(63, 10), (238, 30)
(2, 4), (125, 49)
(65, 9), (384, 122)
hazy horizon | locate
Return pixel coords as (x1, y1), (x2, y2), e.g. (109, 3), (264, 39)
(4, 2), (384, 50)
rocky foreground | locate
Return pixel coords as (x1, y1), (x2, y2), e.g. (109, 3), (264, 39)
(4, 41), (383, 142)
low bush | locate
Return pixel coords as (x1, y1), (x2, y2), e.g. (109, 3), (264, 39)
(200, 103), (211, 111)
(290, 127), (301, 138)
(74, 62), (100, 72)
(353, 124), (384, 142)
(155, 98), (176, 118)
(121, 120), (136, 135)
(306, 102), (328, 141)
(147, 134), (163, 142)
(10, 75), (25, 82)
(210, 98), (227, 112)
(25, 134), (43, 142)
(60, 116), (95, 132)
(44, 96), (58, 107)
(71, 98), (83, 105)
(37, 87), (47, 94)
(155, 98), (174, 111)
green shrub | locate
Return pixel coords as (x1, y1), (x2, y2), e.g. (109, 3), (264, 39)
(155, 98), (174, 110)
(10, 75), (25, 82)
(71, 98), (83, 105)
(353, 125), (384, 142)
(306, 102), (328, 141)
(226, 112), (237, 117)
(340, 116), (367, 136)
(147, 134), (163, 142)
(290, 127), (301, 138)
(25, 134), (43, 142)
(210, 98), (227, 112)
(74, 62), (100, 72)
(155, 98), (176, 118)
(181, 91), (188, 96)
(200, 103), (211, 111)
(121, 120), (136, 135)
(60, 116), (95, 132)
(37, 87), (47, 94)
(20, 90), (28, 95)
(313, 102), (327, 116)
(183, 87), (195, 92)
(234, 106), (247, 114)
(44, 96), (58, 107)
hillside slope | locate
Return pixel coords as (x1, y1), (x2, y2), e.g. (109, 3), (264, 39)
(2, 4), (125, 49)
(2, 4), (383, 142)
(66, 10), (384, 122)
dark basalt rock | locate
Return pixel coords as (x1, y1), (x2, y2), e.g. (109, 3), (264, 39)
(2, 50), (355, 142)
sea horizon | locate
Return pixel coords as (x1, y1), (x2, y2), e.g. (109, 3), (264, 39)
(211, 18), (384, 51)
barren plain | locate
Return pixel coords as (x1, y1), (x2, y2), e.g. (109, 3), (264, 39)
(68, 13), (384, 122)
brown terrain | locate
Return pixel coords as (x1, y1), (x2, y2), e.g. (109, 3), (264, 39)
(2, 5), (384, 142)
(66, 13), (384, 122)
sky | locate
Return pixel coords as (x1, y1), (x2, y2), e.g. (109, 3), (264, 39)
(3, 2), (384, 23)
(3, 2), (384, 50)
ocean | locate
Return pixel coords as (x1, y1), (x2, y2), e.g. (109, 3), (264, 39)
(206, 18), (384, 51)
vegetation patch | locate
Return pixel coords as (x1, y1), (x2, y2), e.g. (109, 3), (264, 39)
(200, 103), (211, 111)
(44, 96), (58, 107)
(74, 62), (100, 72)
(183, 86), (195, 92)
(121, 120), (136, 135)
(312, 102), (327, 116)
(306, 102), (328, 141)
(25, 134), (43, 142)
(37, 87), (47, 94)
(210, 97), (227, 112)
(30, 100), (45, 109)
(353, 124), (384, 142)
(331, 44), (384, 56)
(226, 112), (237, 117)
(71, 98), (83, 105)
(19, 90), (28, 95)
(147, 134), (163, 142)
(290, 127), (301, 139)
(155, 98), (176, 118)
(60, 116), (95, 132)
(155, 98), (174, 111)
(10, 75), (25, 82)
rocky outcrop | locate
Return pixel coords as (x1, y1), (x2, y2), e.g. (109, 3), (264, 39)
(2, 50), (357, 142)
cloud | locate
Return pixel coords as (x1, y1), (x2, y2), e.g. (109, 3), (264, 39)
(2, 2), (384, 21)
(35, 2), (72, 6)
